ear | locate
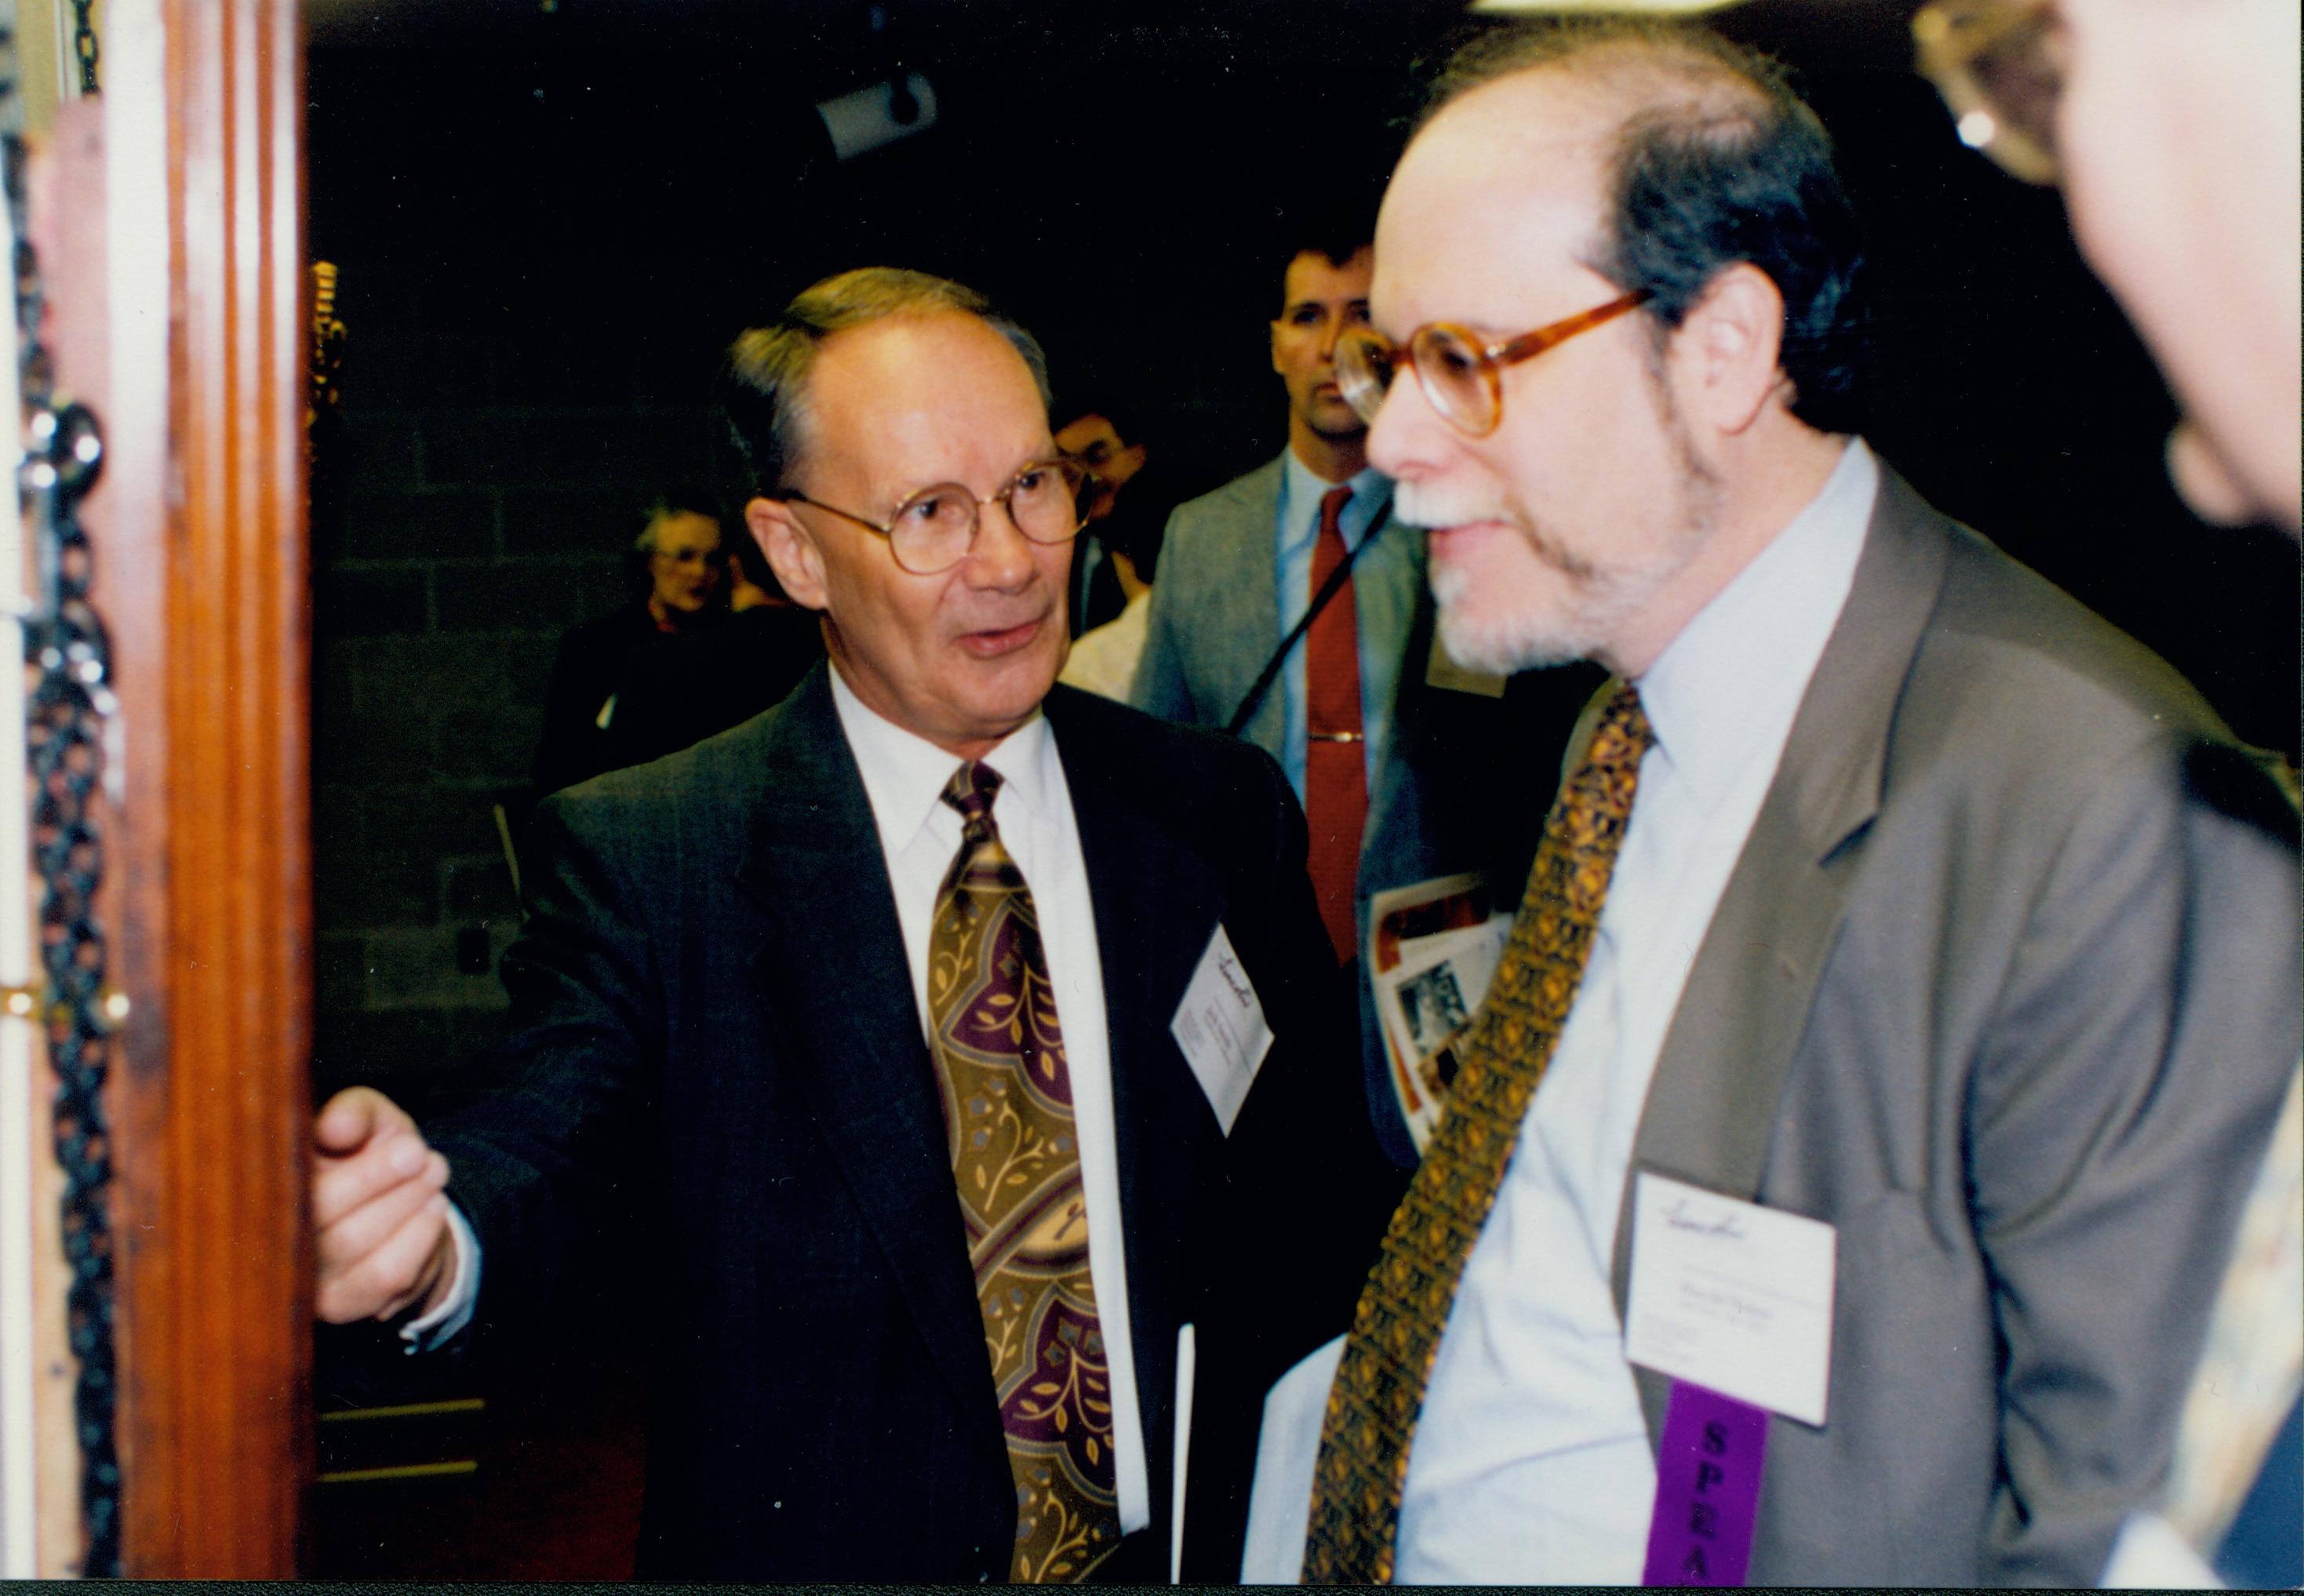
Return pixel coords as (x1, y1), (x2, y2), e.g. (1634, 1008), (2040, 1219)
(1668, 262), (1789, 437)
(747, 496), (830, 613)
(1270, 317), (1288, 376)
(1115, 442), (1148, 476)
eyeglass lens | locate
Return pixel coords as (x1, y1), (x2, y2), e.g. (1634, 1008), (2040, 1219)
(1411, 327), (1498, 432)
(886, 462), (1085, 574)
(1913, 1), (2064, 184)
(1337, 326), (1503, 434)
(1967, 9), (2061, 169)
(1335, 332), (1397, 427)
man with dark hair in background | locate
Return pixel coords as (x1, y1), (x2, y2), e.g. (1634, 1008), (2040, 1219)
(1054, 397), (1157, 638)
(1052, 398), (1197, 699)
(310, 267), (1390, 1582)
(1133, 202), (1595, 1167)
(1239, 19), (2299, 1586)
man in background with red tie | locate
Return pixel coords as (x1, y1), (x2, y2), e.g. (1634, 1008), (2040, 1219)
(1132, 204), (1595, 1168)
(307, 267), (1390, 1583)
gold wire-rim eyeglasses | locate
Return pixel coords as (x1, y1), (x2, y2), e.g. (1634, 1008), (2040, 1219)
(778, 456), (1090, 576)
(1912, 0), (2065, 186)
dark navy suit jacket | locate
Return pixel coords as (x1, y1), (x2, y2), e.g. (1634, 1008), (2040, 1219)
(428, 663), (1395, 1580)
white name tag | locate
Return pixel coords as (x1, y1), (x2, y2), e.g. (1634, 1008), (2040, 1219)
(1623, 1172), (1836, 1427)
(1170, 923), (1272, 1136)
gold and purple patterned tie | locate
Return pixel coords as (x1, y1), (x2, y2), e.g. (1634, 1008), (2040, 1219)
(1301, 681), (1654, 1583)
(928, 760), (1123, 1583)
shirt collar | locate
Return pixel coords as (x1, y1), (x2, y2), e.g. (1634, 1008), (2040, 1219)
(1636, 437), (1878, 785)
(827, 661), (1058, 855)
(1279, 452), (1393, 555)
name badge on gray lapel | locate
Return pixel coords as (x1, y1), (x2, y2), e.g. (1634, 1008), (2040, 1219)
(1170, 923), (1272, 1135)
(1624, 1172), (1837, 1427)
(1424, 629), (1508, 697)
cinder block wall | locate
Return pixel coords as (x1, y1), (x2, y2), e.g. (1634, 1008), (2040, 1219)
(310, 397), (715, 1106)
(302, 28), (2299, 1116)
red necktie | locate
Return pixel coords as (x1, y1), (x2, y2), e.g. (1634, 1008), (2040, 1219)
(1305, 483), (1365, 965)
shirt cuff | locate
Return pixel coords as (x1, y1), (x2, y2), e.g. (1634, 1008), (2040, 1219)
(395, 1198), (479, 1354)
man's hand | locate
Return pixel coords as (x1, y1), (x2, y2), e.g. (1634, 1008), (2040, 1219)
(313, 1085), (457, 1325)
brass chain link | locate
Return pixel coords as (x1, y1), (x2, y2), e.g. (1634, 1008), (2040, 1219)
(71, 0), (100, 95)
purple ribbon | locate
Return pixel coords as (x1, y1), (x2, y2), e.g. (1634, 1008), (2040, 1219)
(1641, 1380), (1769, 1586)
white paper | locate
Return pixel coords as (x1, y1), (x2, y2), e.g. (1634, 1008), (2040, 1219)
(1170, 1322), (1196, 1584)
(1240, 1336), (1346, 1583)
(1169, 922), (1271, 1136)
(1623, 1172), (1836, 1427)
(1367, 896), (1512, 1154)
(1365, 872), (1487, 976)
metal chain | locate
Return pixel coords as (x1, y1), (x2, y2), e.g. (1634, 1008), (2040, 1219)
(7, 97), (121, 1580)
(71, 0), (99, 95)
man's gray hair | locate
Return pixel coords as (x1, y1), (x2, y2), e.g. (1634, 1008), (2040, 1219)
(719, 267), (1052, 499)
(630, 489), (723, 555)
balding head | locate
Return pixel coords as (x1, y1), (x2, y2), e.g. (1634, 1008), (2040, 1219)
(1363, 20), (1863, 679)
(720, 267), (1052, 502)
(1409, 19), (1866, 434)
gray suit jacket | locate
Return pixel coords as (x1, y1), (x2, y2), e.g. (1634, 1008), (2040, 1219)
(1133, 454), (1597, 1163)
(1599, 467), (2300, 1583)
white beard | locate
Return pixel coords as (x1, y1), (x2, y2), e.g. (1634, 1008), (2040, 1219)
(1399, 480), (1635, 674)
(1420, 555), (1576, 672)
(1399, 431), (1721, 678)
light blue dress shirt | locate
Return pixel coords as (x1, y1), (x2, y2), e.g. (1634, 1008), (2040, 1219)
(1242, 439), (1879, 1583)
(1272, 454), (1412, 801)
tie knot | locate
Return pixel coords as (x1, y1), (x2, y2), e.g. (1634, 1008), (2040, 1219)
(1591, 680), (1654, 769)
(1319, 483), (1354, 536)
(941, 760), (1003, 832)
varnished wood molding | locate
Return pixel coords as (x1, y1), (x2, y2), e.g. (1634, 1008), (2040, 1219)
(103, 0), (312, 1576)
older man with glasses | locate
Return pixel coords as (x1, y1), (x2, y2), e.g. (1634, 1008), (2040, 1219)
(1915, 2), (2302, 1585)
(1236, 16), (2300, 1587)
(308, 267), (1395, 1583)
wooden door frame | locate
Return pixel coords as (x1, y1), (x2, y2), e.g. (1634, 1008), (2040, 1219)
(93, 0), (310, 1575)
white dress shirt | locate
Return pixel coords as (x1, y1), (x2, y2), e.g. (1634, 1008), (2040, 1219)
(1057, 588), (1152, 701)
(1243, 438), (1878, 1583)
(413, 662), (1152, 1538)
(817, 667), (1150, 1535)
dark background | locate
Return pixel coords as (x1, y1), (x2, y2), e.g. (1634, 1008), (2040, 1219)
(306, 0), (2298, 1113)
(302, 1), (2298, 1573)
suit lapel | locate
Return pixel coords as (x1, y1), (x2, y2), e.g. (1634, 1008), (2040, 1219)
(1219, 456), (1289, 747)
(732, 667), (1007, 1473)
(1610, 471), (1954, 1443)
(1046, 687), (1228, 1529)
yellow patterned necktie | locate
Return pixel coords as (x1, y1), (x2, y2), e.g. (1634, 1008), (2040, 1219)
(1301, 682), (1654, 1583)
(927, 760), (1123, 1583)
